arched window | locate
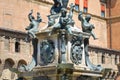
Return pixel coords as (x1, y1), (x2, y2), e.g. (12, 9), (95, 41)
(4, 58), (15, 69)
(15, 41), (20, 52)
(102, 54), (105, 64)
(17, 60), (27, 68)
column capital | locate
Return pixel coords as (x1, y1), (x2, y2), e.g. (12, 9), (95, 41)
(9, 38), (16, 43)
(0, 36), (5, 41)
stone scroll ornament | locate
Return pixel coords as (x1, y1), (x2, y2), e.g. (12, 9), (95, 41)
(40, 40), (55, 65)
(70, 35), (83, 65)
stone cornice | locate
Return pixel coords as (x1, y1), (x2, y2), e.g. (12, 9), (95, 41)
(1, 27), (119, 54)
(106, 16), (120, 23)
(0, 27), (27, 39)
(89, 45), (120, 54)
(106, 16), (120, 20)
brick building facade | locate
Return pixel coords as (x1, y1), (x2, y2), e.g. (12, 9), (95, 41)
(106, 0), (120, 79)
(106, 0), (120, 50)
(0, 0), (120, 80)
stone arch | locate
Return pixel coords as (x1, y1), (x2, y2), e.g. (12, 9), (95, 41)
(17, 59), (27, 68)
(4, 58), (15, 69)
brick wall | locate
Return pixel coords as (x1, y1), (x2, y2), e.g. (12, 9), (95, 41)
(0, 0), (51, 31)
(0, 0), (108, 48)
(106, 0), (120, 50)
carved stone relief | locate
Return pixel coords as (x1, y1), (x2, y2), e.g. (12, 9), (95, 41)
(70, 36), (83, 65)
(40, 40), (55, 65)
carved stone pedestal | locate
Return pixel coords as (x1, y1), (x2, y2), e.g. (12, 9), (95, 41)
(17, 29), (109, 80)
(18, 64), (104, 80)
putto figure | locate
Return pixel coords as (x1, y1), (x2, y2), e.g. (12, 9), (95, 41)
(50, 4), (75, 35)
(78, 11), (97, 40)
(25, 10), (42, 40)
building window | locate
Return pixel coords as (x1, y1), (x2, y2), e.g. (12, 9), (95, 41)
(4, 58), (15, 69)
(115, 56), (117, 64)
(15, 41), (20, 52)
(83, 7), (88, 13)
(83, 0), (88, 13)
(101, 11), (105, 17)
(102, 54), (105, 64)
(17, 60), (27, 68)
(101, 3), (105, 17)
(75, 0), (79, 11)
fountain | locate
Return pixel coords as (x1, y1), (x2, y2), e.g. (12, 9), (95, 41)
(11, 1), (111, 80)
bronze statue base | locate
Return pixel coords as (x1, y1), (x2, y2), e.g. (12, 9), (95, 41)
(17, 63), (106, 80)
